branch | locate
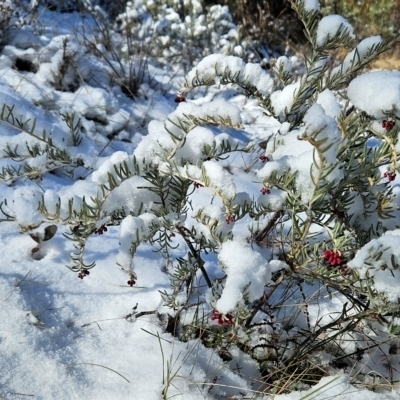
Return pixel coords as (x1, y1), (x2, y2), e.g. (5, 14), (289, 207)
(176, 225), (212, 288)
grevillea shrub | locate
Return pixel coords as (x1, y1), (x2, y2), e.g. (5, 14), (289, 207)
(1, 0), (400, 395)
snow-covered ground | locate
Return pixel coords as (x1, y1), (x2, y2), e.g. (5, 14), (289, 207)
(1, 1), (400, 399)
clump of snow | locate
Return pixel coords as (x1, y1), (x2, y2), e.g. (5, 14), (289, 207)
(192, 203), (234, 241)
(347, 71), (400, 118)
(42, 190), (61, 216)
(185, 54), (244, 85)
(175, 126), (215, 163)
(270, 81), (301, 120)
(101, 176), (158, 215)
(242, 62), (274, 95)
(91, 151), (131, 185)
(57, 180), (100, 218)
(331, 36), (383, 77)
(116, 214), (159, 271)
(347, 229), (400, 302)
(258, 104), (342, 203)
(316, 89), (342, 118)
(316, 15), (355, 47)
(184, 54), (273, 96)
(58, 85), (118, 119)
(166, 99), (242, 138)
(257, 188), (287, 210)
(134, 120), (174, 166)
(300, 103), (342, 167)
(275, 55), (292, 74)
(13, 187), (43, 229)
(303, 0), (320, 11)
(216, 240), (270, 313)
(203, 160), (236, 200)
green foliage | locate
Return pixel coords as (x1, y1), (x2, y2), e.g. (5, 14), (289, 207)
(320, 0), (399, 38)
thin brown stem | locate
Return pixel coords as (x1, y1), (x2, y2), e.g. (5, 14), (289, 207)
(254, 210), (284, 244)
(176, 225), (212, 288)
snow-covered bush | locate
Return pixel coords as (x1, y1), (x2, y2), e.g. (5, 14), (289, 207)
(0, 0), (39, 47)
(113, 0), (242, 70)
(1, 0), (400, 396)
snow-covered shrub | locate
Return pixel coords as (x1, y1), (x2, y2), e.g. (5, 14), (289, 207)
(74, 1), (153, 99)
(233, 0), (306, 50)
(0, 0), (39, 47)
(113, 0), (242, 70)
(1, 0), (400, 396)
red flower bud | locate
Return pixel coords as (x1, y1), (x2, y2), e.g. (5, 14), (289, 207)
(384, 171), (396, 182)
(260, 187), (271, 195)
(382, 120), (395, 131)
(175, 95), (186, 103)
(323, 249), (342, 267)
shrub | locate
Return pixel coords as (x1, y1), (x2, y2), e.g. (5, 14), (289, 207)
(0, 0), (39, 48)
(1, 0), (400, 396)
(111, 0), (243, 70)
(228, 0), (306, 51)
(320, 0), (400, 39)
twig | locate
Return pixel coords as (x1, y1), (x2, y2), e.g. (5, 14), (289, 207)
(176, 225), (212, 288)
(254, 210), (284, 244)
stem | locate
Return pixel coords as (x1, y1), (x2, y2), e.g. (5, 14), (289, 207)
(285, 304), (374, 364)
(254, 210), (284, 244)
(245, 277), (283, 328)
(176, 225), (212, 288)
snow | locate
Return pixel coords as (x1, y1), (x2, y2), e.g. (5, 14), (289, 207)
(276, 55), (292, 74)
(274, 374), (399, 400)
(331, 36), (383, 77)
(1, 2), (400, 400)
(216, 240), (270, 313)
(202, 160), (236, 200)
(13, 187), (43, 229)
(258, 104), (342, 203)
(184, 54), (274, 96)
(347, 229), (400, 302)
(303, 0), (320, 12)
(316, 89), (342, 118)
(347, 70), (400, 118)
(270, 81), (301, 119)
(316, 15), (355, 47)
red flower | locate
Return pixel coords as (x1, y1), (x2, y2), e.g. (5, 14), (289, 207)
(95, 224), (108, 235)
(174, 95), (186, 103)
(127, 279), (136, 287)
(323, 249), (342, 266)
(384, 171), (396, 182)
(382, 120), (395, 131)
(333, 209), (345, 220)
(260, 187), (271, 195)
(78, 269), (90, 279)
(211, 310), (233, 326)
(225, 215), (235, 224)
